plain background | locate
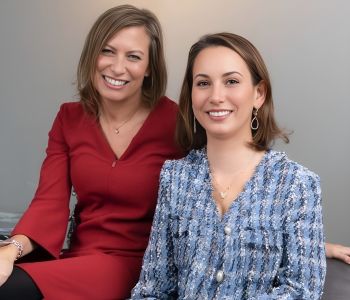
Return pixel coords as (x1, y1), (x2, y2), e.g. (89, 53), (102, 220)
(0, 0), (349, 244)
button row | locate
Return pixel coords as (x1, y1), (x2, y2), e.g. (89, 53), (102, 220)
(216, 225), (231, 284)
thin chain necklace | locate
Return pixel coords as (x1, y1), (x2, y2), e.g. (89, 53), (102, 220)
(209, 153), (257, 200)
(102, 106), (140, 135)
(210, 169), (243, 200)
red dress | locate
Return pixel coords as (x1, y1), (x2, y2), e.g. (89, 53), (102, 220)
(12, 97), (182, 300)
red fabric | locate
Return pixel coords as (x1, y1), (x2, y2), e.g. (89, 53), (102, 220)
(12, 97), (182, 300)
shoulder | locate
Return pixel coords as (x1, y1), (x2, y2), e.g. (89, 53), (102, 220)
(269, 153), (324, 230)
(159, 149), (207, 213)
(266, 150), (320, 184)
(54, 101), (93, 126)
(48, 101), (95, 139)
(155, 96), (178, 114)
(57, 101), (85, 118)
(151, 96), (178, 123)
(144, 96), (179, 143)
(266, 151), (321, 212)
(163, 148), (205, 168)
(161, 148), (206, 179)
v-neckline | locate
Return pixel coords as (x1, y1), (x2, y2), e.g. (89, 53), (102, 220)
(205, 149), (269, 221)
(95, 103), (157, 161)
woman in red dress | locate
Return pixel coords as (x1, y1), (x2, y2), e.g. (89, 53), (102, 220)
(0, 5), (181, 299)
(0, 4), (348, 300)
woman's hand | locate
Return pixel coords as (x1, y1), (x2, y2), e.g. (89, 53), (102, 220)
(0, 234), (36, 286)
(0, 244), (17, 286)
(325, 242), (350, 264)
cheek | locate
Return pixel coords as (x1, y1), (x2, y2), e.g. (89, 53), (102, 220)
(127, 66), (143, 80)
(92, 71), (100, 90)
(96, 56), (107, 71)
(191, 92), (200, 113)
(191, 88), (203, 107)
(191, 95), (206, 122)
(229, 89), (255, 107)
(131, 58), (150, 78)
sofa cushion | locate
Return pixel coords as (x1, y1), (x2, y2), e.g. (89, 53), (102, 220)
(322, 258), (350, 300)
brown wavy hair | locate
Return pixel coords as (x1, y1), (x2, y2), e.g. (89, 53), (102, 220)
(77, 5), (167, 117)
(176, 32), (289, 152)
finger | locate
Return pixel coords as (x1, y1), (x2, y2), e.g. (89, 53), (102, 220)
(340, 247), (350, 256)
(334, 253), (350, 264)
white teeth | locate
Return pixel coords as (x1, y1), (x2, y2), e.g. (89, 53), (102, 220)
(104, 76), (127, 86)
(208, 110), (231, 117)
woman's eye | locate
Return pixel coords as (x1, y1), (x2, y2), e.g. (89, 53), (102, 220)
(226, 79), (238, 85)
(101, 48), (113, 55)
(128, 54), (141, 61)
(196, 81), (209, 87)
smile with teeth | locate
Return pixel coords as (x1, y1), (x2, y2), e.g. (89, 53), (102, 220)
(208, 110), (232, 117)
(104, 75), (128, 86)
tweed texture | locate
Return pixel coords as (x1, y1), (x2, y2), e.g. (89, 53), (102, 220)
(131, 149), (326, 299)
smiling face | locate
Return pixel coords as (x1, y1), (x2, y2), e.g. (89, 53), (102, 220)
(94, 26), (150, 106)
(191, 46), (265, 142)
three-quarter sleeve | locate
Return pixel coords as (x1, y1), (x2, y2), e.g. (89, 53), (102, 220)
(131, 162), (178, 299)
(12, 104), (71, 258)
(250, 171), (326, 299)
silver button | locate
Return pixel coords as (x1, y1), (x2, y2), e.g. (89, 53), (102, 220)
(216, 270), (224, 283)
(224, 225), (232, 235)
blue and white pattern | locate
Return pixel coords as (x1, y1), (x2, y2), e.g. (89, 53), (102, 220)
(131, 149), (326, 299)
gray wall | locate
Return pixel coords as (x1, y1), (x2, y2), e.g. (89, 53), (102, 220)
(0, 0), (349, 244)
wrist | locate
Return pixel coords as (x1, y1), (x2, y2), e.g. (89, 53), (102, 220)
(0, 239), (23, 260)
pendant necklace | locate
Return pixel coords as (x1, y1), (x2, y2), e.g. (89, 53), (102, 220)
(113, 116), (132, 134)
(101, 106), (140, 135)
(209, 153), (257, 200)
(210, 172), (236, 200)
(113, 107), (140, 134)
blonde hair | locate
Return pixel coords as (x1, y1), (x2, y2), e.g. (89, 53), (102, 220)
(77, 5), (167, 116)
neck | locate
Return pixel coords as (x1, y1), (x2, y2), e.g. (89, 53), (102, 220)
(206, 136), (259, 174)
(100, 97), (143, 123)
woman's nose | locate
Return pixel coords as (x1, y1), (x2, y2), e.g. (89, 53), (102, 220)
(209, 84), (224, 104)
(110, 56), (126, 75)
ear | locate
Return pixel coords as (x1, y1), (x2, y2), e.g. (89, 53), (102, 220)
(254, 80), (266, 109)
(144, 66), (150, 77)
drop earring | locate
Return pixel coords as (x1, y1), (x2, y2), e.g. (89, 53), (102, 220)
(251, 107), (259, 130)
(193, 116), (197, 133)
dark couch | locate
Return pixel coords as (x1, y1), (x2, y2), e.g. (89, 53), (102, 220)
(322, 258), (350, 299)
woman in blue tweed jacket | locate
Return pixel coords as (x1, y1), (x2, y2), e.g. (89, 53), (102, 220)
(131, 33), (326, 299)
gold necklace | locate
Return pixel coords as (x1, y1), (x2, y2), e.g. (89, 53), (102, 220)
(209, 153), (257, 200)
(210, 170), (242, 200)
(113, 115), (133, 134)
(102, 106), (140, 135)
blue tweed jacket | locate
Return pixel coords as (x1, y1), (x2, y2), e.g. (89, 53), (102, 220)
(131, 149), (326, 299)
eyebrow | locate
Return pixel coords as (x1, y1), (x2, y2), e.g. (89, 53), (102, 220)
(194, 71), (243, 79)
